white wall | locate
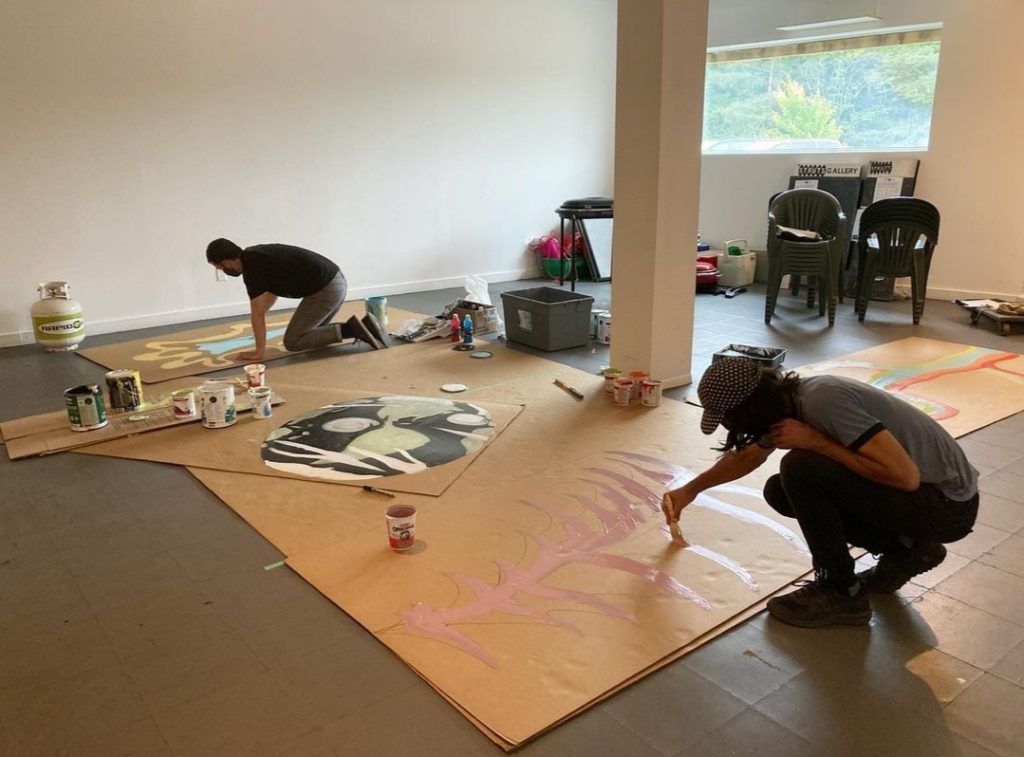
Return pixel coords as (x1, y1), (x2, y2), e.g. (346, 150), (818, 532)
(4, 0), (1021, 348)
(915, 1), (1024, 300)
(0, 0), (617, 345)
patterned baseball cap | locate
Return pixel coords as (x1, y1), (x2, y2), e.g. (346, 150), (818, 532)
(697, 358), (764, 434)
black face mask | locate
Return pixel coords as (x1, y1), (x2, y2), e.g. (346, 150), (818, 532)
(223, 268), (242, 277)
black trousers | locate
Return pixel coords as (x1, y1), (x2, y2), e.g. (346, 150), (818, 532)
(763, 449), (979, 584)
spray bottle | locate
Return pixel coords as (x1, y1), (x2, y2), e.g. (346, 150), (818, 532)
(461, 313), (474, 346)
(450, 313), (461, 342)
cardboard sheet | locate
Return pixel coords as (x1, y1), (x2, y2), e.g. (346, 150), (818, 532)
(797, 337), (1024, 438)
(1, 376), (206, 442)
(4, 381), (284, 460)
(186, 370), (806, 748)
(56, 336), (1017, 747)
(77, 301), (426, 383)
(80, 383), (523, 496)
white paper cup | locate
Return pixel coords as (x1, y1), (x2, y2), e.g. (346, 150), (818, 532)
(385, 505), (417, 551)
(243, 363), (266, 388)
(248, 386), (273, 419)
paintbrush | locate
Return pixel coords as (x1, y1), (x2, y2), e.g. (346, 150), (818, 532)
(668, 521), (685, 545)
(553, 378), (584, 400)
(362, 485), (396, 497)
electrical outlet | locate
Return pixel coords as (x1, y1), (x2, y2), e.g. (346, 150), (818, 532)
(215, 268), (227, 282)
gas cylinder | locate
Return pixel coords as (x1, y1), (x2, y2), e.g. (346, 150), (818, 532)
(31, 281), (85, 351)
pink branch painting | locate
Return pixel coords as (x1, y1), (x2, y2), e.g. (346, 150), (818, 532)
(392, 451), (809, 668)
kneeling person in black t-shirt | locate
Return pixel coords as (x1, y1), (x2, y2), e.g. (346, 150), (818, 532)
(206, 238), (389, 360)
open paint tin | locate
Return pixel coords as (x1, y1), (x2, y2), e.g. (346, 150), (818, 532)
(65, 384), (108, 431)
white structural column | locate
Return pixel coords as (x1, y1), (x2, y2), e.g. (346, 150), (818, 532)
(610, 0), (708, 388)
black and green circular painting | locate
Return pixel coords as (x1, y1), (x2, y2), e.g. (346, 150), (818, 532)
(261, 395), (495, 481)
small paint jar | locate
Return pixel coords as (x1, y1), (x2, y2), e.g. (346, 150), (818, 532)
(171, 389), (197, 418)
(613, 377), (634, 407)
(602, 368), (623, 395)
(640, 379), (663, 407)
(628, 370), (649, 401)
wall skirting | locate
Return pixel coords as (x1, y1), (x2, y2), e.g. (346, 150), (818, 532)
(0, 269), (535, 350)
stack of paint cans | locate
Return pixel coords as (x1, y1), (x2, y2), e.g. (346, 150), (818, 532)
(105, 369), (143, 413)
(65, 385), (107, 431)
(605, 368), (663, 408)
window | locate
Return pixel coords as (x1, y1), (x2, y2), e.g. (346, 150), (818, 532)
(702, 30), (941, 153)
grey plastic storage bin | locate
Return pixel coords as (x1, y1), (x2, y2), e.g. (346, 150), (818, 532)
(500, 287), (595, 351)
(712, 343), (786, 367)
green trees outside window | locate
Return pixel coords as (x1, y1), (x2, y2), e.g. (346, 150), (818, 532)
(703, 40), (941, 152)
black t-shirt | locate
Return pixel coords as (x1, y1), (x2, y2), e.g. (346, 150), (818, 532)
(241, 244), (340, 300)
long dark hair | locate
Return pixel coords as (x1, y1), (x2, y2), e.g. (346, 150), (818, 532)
(716, 369), (801, 452)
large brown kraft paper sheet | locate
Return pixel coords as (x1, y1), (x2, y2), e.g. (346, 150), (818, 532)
(193, 370), (809, 748)
(49, 336), (1018, 747)
(796, 336), (1024, 438)
(77, 301), (428, 383)
(80, 383), (524, 497)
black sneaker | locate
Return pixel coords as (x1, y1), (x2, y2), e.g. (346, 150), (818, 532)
(361, 313), (391, 348)
(767, 571), (871, 628)
(346, 315), (384, 350)
(857, 543), (947, 594)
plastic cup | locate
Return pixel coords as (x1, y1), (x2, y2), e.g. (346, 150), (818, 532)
(385, 505), (417, 551)
(244, 363), (266, 388)
(366, 296), (389, 326)
(248, 386), (273, 418)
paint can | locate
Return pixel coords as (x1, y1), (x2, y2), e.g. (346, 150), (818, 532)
(640, 379), (663, 407)
(243, 363), (266, 388)
(628, 370), (649, 401)
(171, 389), (197, 418)
(248, 386), (273, 419)
(597, 313), (612, 345)
(198, 381), (236, 429)
(602, 368), (623, 395)
(590, 309), (609, 339)
(612, 377), (633, 407)
(104, 369), (143, 412)
(64, 384), (107, 431)
(366, 296), (389, 326)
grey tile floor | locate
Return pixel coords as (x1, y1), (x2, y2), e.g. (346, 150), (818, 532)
(2, 279), (1022, 756)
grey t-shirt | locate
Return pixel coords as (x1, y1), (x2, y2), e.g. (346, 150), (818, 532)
(794, 375), (978, 501)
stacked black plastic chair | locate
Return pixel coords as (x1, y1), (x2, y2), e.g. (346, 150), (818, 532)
(854, 197), (940, 325)
(765, 188), (847, 327)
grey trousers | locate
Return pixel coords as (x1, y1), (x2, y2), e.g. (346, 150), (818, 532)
(282, 271), (348, 352)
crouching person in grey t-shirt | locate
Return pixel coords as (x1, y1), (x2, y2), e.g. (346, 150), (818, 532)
(662, 358), (979, 629)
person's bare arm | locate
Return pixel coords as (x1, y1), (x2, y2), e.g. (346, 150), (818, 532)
(662, 443), (774, 525)
(770, 419), (920, 491)
(239, 292), (278, 361)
